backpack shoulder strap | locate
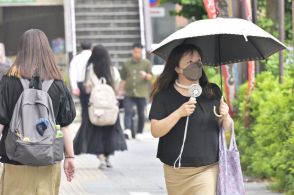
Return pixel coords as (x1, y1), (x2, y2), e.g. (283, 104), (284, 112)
(20, 78), (30, 90)
(89, 69), (101, 86)
(42, 79), (54, 92)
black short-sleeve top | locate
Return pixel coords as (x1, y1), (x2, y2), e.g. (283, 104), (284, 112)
(149, 83), (222, 167)
(0, 76), (76, 164)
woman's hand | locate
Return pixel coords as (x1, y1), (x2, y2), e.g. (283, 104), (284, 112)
(176, 98), (197, 118)
(219, 96), (229, 118)
(64, 158), (75, 182)
(218, 96), (233, 130)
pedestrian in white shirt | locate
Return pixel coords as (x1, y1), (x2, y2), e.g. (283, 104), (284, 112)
(69, 42), (92, 117)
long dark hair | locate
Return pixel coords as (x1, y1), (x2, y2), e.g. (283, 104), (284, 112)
(151, 44), (214, 99)
(7, 29), (62, 80)
(87, 45), (114, 87)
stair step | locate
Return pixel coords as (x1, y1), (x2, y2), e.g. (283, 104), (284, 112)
(76, 15), (139, 21)
(108, 50), (132, 55)
(112, 58), (132, 63)
(75, 4), (138, 9)
(76, 34), (140, 39)
(76, 22), (140, 28)
(76, 41), (133, 47)
(76, 12), (138, 16)
(76, 19), (140, 24)
(76, 30), (140, 36)
(75, 7), (139, 13)
(76, 26), (140, 32)
(75, 0), (141, 67)
(75, 0), (138, 5)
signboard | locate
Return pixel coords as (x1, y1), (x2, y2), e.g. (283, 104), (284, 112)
(0, 0), (35, 2)
(150, 7), (165, 17)
(0, 0), (62, 6)
(149, 0), (160, 7)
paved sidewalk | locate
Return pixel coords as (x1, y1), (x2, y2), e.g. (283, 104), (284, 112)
(58, 130), (283, 195)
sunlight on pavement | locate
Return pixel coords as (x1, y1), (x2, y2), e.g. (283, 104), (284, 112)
(60, 155), (107, 195)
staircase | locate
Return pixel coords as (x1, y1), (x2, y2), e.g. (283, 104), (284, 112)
(74, 0), (142, 66)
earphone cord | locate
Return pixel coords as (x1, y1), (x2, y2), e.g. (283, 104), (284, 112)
(173, 116), (189, 169)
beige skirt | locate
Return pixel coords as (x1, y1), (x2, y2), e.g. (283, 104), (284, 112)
(164, 163), (218, 195)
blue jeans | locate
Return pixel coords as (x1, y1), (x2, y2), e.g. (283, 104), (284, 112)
(123, 97), (146, 136)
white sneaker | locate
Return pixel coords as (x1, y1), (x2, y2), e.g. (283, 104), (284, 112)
(135, 133), (144, 141)
(124, 129), (132, 140)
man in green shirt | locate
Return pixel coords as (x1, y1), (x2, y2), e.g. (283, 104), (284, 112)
(119, 43), (153, 139)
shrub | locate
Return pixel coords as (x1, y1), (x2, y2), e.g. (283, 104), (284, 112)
(235, 71), (294, 194)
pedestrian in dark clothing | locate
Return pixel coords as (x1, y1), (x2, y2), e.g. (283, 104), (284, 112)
(149, 44), (232, 195)
(74, 45), (127, 169)
(0, 29), (76, 195)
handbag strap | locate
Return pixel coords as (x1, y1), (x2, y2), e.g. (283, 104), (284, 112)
(228, 121), (238, 151)
(219, 121), (238, 152)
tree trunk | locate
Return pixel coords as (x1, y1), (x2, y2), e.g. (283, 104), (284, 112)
(266, 0), (279, 23)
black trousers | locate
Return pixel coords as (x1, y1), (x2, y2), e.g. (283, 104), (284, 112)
(77, 82), (89, 117)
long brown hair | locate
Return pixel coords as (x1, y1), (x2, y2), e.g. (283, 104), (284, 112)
(7, 29), (62, 80)
(151, 44), (214, 99)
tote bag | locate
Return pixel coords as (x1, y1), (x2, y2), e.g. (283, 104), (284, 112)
(217, 123), (246, 195)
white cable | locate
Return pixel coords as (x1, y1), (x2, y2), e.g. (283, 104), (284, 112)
(173, 116), (190, 169)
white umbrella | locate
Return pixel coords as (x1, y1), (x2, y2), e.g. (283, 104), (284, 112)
(152, 18), (287, 66)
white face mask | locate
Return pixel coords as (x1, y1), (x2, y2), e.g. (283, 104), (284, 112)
(182, 61), (203, 81)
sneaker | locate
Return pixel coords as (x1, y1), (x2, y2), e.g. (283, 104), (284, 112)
(135, 133), (144, 141)
(105, 158), (113, 168)
(124, 129), (132, 140)
(97, 155), (106, 170)
(98, 160), (106, 170)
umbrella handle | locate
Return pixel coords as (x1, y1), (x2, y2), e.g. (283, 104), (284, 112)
(213, 106), (222, 117)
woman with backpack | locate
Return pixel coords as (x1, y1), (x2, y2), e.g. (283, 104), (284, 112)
(0, 29), (76, 195)
(74, 44), (127, 169)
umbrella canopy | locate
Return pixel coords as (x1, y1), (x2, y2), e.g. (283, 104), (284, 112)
(152, 18), (287, 66)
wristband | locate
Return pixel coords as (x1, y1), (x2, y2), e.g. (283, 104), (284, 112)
(65, 156), (75, 159)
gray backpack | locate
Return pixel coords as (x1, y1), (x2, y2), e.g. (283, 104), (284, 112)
(5, 79), (64, 166)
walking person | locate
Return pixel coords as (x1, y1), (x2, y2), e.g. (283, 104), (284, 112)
(149, 44), (232, 195)
(69, 41), (92, 117)
(0, 29), (76, 195)
(118, 43), (153, 139)
(74, 45), (127, 169)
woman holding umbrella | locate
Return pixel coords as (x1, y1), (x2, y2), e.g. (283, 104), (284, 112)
(149, 44), (232, 195)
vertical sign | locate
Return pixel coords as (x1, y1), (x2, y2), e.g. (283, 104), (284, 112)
(243, 0), (255, 94)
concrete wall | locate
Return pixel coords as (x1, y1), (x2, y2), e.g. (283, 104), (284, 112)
(0, 5), (64, 56)
(0, 0), (63, 6)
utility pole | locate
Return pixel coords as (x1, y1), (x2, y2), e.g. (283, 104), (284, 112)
(252, 0), (257, 24)
(278, 0), (285, 84)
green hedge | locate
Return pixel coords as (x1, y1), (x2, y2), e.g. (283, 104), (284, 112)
(235, 71), (294, 194)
